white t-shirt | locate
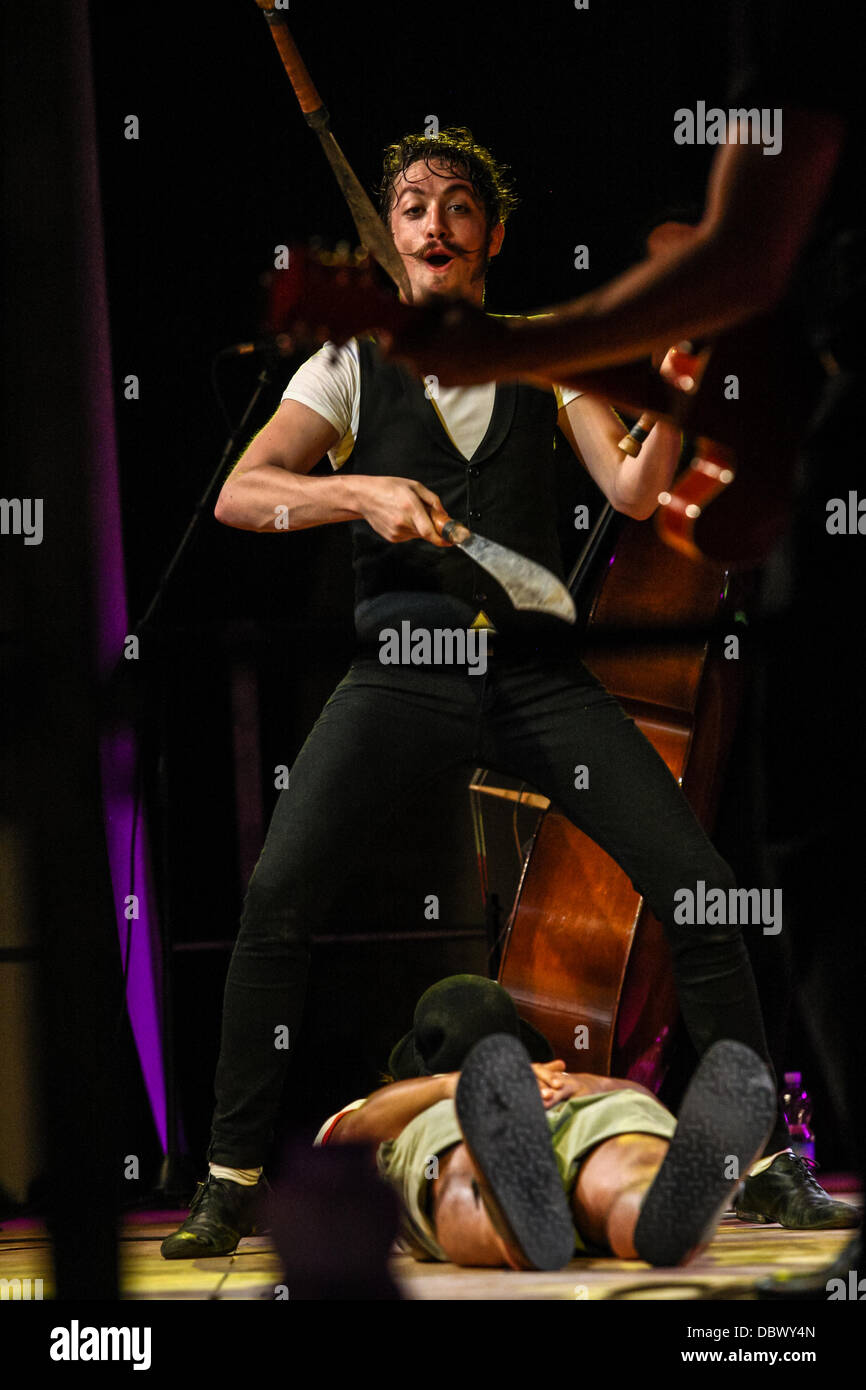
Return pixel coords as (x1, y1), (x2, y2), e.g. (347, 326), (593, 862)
(281, 336), (581, 470)
(314, 1097), (367, 1146)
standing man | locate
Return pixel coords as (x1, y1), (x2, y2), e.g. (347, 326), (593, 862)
(161, 123), (849, 1260)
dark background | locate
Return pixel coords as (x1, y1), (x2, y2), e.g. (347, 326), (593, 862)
(84, 1), (841, 1185)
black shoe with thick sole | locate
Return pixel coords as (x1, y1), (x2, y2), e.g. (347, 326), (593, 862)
(633, 1039), (776, 1267)
(734, 1152), (861, 1229)
(455, 1033), (575, 1272)
(160, 1174), (269, 1260)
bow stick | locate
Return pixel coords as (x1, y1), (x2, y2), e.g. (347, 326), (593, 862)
(253, 2), (413, 303)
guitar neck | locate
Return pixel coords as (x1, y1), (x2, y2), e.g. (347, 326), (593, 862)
(362, 296), (679, 424)
(550, 361), (679, 424)
(376, 298), (679, 425)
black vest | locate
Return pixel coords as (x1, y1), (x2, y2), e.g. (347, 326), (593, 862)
(346, 336), (573, 648)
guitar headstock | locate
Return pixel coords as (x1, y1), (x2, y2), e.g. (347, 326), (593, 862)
(263, 241), (402, 350)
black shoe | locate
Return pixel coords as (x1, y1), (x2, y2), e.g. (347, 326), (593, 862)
(633, 1039), (776, 1267)
(754, 1231), (862, 1300)
(455, 1033), (575, 1271)
(160, 1174), (269, 1259)
(734, 1152), (860, 1229)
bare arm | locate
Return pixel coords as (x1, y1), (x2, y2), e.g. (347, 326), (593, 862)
(214, 398), (356, 532)
(549, 1072), (657, 1102)
(214, 397), (451, 545)
(498, 110), (846, 378)
(330, 1075), (458, 1145)
(330, 1062), (652, 1148)
(558, 394), (682, 520)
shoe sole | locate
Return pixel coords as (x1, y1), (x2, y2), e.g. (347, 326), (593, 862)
(455, 1033), (575, 1271)
(160, 1232), (241, 1259)
(634, 1039), (776, 1266)
(160, 1221), (267, 1259)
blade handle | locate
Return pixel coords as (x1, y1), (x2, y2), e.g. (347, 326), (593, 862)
(441, 519), (470, 546)
(255, 3), (328, 126)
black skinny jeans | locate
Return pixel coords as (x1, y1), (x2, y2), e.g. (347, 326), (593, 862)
(208, 648), (782, 1166)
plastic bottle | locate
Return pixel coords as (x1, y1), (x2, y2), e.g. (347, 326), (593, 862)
(782, 1071), (815, 1163)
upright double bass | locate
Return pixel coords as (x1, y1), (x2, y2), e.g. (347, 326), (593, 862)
(497, 498), (748, 1091)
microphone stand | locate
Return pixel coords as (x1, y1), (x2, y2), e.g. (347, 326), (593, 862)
(119, 354), (280, 1203)
(137, 360), (277, 633)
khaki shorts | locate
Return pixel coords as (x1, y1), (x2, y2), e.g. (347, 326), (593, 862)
(377, 1089), (677, 1262)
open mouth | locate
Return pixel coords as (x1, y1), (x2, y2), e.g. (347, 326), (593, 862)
(424, 253), (455, 270)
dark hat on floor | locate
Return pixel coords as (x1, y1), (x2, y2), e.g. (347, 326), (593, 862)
(387, 974), (554, 1080)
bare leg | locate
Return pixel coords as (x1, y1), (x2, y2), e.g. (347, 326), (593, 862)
(436, 1039), (775, 1269)
(432, 1134), (683, 1267)
(572, 1133), (674, 1258)
(432, 1143), (523, 1268)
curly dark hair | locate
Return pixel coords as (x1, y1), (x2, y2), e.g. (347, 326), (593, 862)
(376, 125), (519, 235)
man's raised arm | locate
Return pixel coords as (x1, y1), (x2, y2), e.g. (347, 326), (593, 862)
(507, 112), (844, 380)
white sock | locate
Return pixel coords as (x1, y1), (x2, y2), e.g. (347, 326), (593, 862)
(209, 1162), (263, 1186)
(748, 1148), (793, 1177)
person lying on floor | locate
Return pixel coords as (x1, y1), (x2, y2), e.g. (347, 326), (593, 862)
(316, 976), (777, 1270)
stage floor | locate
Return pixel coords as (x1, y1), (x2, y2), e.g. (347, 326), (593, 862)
(2, 1184), (860, 1301)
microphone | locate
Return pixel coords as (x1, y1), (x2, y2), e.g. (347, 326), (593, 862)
(216, 333), (295, 359)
